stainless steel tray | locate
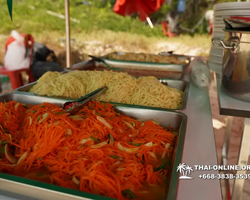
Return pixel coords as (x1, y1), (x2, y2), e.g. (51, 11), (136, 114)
(102, 52), (190, 65)
(68, 53), (190, 79)
(14, 81), (75, 101)
(0, 93), (187, 200)
(97, 63), (186, 79)
(70, 64), (186, 79)
(14, 79), (189, 110)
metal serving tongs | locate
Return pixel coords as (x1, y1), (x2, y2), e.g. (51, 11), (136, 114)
(62, 86), (108, 115)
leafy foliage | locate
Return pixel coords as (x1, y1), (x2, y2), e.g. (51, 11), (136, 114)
(2, 0), (238, 36)
(7, 0), (12, 20)
(1, 0), (163, 37)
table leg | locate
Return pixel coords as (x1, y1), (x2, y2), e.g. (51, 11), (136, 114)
(222, 116), (233, 200)
(232, 118), (250, 200)
(222, 116), (233, 166)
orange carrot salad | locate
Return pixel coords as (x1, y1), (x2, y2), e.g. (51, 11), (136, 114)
(0, 101), (176, 200)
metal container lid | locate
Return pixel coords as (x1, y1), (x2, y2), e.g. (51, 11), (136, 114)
(208, 60), (223, 65)
(222, 18), (250, 33)
(213, 27), (226, 32)
(214, 22), (226, 25)
(223, 29), (250, 34)
(210, 52), (223, 58)
(214, 11), (250, 17)
(209, 46), (224, 62)
(208, 61), (222, 73)
(209, 59), (223, 65)
(212, 33), (225, 38)
(209, 55), (223, 64)
(210, 46), (224, 53)
(214, 19), (226, 23)
(214, 2), (250, 11)
(214, 25), (225, 29)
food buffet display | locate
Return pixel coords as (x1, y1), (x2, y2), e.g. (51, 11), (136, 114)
(0, 93), (186, 200)
(15, 70), (189, 110)
(81, 52), (190, 79)
(0, 52), (220, 200)
(105, 52), (188, 65)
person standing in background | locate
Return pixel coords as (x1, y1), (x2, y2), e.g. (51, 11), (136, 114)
(205, 10), (214, 35)
(4, 30), (31, 71)
(165, 0), (186, 35)
(3, 30), (62, 81)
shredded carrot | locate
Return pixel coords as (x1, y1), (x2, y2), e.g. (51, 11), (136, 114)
(0, 100), (176, 200)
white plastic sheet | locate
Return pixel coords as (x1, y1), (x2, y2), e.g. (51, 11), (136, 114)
(4, 30), (30, 71)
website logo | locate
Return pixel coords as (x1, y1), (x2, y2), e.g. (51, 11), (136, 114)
(177, 163), (194, 179)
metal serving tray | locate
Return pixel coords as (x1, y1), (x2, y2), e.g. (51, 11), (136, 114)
(0, 93), (187, 200)
(14, 81), (75, 101)
(68, 53), (190, 79)
(99, 52), (190, 80)
(14, 79), (189, 110)
(97, 63), (186, 79)
(102, 52), (189, 65)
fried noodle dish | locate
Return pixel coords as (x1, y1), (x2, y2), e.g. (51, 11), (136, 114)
(29, 71), (183, 109)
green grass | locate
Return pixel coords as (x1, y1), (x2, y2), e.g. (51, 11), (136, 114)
(0, 0), (212, 66)
(0, 0), (164, 37)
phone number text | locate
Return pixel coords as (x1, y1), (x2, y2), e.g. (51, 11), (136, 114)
(199, 174), (250, 180)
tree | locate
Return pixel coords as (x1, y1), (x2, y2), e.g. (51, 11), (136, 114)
(177, 163), (186, 176)
(185, 165), (193, 176)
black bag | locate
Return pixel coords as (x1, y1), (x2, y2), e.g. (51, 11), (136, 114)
(33, 42), (54, 62)
(31, 42), (62, 81)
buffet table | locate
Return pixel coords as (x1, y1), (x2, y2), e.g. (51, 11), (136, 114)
(0, 60), (222, 200)
(176, 67), (222, 200)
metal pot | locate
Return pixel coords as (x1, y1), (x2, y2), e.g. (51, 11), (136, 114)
(212, 29), (250, 102)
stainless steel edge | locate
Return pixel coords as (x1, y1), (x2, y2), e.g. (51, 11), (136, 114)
(14, 82), (37, 94)
(160, 79), (189, 110)
(100, 60), (185, 72)
(101, 52), (190, 65)
(176, 64), (222, 200)
(167, 112), (187, 200)
(0, 178), (90, 200)
(97, 61), (185, 79)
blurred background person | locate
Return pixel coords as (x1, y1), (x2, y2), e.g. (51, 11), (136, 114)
(4, 30), (63, 81)
(205, 10), (214, 35)
(31, 41), (63, 81)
